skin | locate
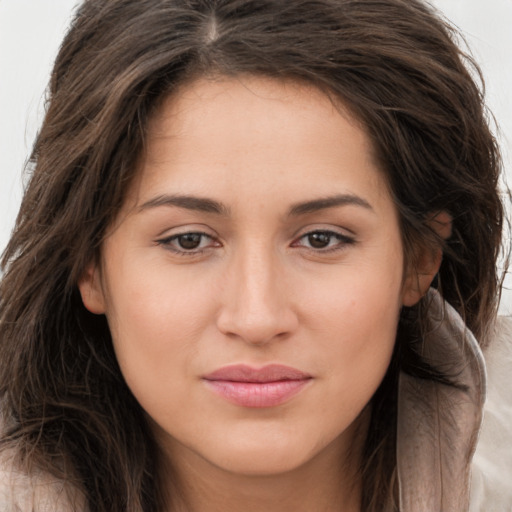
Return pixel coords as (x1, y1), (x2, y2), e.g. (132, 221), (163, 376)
(79, 76), (440, 511)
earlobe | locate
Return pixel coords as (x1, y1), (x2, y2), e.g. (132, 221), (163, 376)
(401, 211), (452, 307)
(78, 263), (106, 314)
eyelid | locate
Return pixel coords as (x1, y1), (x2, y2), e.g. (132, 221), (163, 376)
(155, 228), (221, 255)
(291, 223), (356, 240)
(154, 225), (355, 256)
(154, 222), (217, 238)
(290, 227), (356, 252)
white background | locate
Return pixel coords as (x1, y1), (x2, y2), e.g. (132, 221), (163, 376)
(1, 0), (511, 312)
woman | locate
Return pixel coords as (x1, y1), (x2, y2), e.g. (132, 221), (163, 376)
(0, 0), (509, 510)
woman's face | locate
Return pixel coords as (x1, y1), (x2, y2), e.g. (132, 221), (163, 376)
(80, 76), (418, 477)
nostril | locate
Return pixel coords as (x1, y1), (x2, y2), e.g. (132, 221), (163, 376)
(216, 306), (298, 346)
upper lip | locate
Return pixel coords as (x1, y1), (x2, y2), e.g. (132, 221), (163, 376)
(203, 364), (312, 383)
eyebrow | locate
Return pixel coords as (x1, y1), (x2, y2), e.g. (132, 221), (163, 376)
(139, 194), (230, 216)
(288, 194), (374, 216)
(138, 192), (373, 217)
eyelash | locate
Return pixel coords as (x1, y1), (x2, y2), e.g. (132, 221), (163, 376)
(156, 231), (217, 256)
(156, 229), (355, 256)
(292, 230), (355, 253)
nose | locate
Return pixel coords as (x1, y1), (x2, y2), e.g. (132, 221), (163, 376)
(216, 245), (299, 345)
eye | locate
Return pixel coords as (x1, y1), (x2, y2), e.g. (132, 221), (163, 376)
(156, 231), (219, 254)
(292, 230), (355, 252)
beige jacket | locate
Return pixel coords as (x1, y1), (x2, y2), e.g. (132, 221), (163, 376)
(1, 290), (511, 511)
(397, 290), (512, 511)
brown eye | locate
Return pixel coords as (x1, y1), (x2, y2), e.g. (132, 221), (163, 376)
(307, 232), (332, 248)
(292, 229), (355, 253)
(157, 231), (218, 254)
(177, 233), (203, 250)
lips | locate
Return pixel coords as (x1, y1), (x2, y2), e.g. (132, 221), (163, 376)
(202, 364), (312, 408)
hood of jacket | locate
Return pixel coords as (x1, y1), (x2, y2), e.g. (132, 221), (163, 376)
(397, 288), (486, 511)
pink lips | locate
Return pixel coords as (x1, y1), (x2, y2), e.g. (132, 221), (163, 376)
(202, 364), (312, 408)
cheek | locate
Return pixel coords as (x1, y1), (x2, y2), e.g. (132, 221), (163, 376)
(104, 247), (214, 333)
(307, 248), (403, 338)
(307, 255), (403, 414)
(321, 293), (398, 389)
(100, 256), (217, 401)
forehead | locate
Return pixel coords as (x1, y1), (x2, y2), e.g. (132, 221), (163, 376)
(148, 76), (367, 155)
(126, 75), (392, 215)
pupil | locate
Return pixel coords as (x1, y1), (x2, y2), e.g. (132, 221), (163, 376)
(308, 232), (331, 248)
(178, 233), (202, 249)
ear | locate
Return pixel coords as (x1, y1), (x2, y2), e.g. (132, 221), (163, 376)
(78, 262), (107, 314)
(402, 211), (452, 307)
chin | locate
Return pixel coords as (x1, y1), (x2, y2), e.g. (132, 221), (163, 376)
(198, 423), (345, 478)
(210, 443), (316, 477)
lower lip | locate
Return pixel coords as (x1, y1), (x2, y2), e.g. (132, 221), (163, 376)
(203, 379), (311, 408)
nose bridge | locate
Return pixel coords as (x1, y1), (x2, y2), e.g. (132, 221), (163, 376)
(217, 239), (296, 344)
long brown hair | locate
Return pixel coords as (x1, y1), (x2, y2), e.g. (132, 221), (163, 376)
(0, 0), (505, 510)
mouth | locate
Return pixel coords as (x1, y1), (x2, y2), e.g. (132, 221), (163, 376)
(202, 364), (312, 408)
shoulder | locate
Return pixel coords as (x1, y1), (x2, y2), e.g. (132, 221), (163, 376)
(470, 316), (512, 511)
(0, 448), (85, 512)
